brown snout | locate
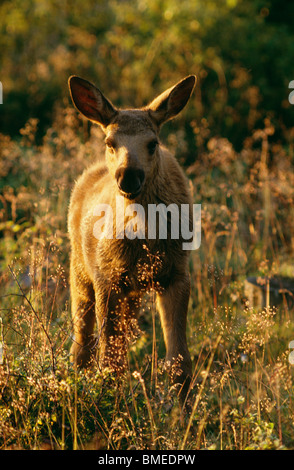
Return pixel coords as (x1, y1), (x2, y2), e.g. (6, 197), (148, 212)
(115, 167), (145, 199)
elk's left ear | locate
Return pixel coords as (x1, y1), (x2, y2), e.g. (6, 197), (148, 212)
(147, 75), (196, 127)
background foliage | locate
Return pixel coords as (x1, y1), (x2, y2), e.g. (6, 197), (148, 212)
(0, 0), (294, 146)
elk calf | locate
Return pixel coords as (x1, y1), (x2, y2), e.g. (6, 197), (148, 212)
(68, 74), (196, 400)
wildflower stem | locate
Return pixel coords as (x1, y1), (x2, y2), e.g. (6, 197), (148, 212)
(8, 264), (56, 374)
(181, 335), (221, 450)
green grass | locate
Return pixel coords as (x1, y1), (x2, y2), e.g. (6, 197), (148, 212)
(1, 112), (294, 450)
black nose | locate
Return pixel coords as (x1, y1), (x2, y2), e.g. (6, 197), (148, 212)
(115, 167), (145, 198)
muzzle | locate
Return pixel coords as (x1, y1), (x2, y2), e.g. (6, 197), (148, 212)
(115, 167), (145, 199)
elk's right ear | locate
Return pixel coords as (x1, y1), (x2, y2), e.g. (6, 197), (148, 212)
(68, 76), (117, 127)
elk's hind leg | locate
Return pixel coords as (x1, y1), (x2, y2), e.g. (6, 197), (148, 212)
(70, 260), (96, 367)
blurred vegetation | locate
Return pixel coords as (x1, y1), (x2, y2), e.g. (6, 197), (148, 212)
(0, 0), (294, 148)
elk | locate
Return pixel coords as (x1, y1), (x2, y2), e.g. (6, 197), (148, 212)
(68, 74), (196, 401)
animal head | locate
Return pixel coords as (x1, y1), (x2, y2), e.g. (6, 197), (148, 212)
(68, 75), (196, 200)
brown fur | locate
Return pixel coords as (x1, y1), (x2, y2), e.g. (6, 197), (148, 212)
(68, 75), (196, 400)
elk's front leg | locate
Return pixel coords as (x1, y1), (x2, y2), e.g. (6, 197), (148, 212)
(70, 261), (96, 367)
(156, 273), (192, 400)
(95, 284), (141, 373)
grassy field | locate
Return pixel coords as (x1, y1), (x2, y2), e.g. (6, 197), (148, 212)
(1, 108), (294, 450)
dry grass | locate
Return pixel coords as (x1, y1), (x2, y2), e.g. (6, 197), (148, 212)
(1, 111), (294, 449)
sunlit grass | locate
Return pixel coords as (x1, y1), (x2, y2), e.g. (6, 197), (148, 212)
(1, 112), (294, 449)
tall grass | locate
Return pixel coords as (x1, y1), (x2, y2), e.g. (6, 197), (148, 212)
(1, 111), (294, 449)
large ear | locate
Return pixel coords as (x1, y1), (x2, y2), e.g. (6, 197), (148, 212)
(68, 76), (117, 127)
(147, 75), (196, 127)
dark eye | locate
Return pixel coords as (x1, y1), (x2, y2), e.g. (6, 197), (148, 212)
(105, 138), (116, 153)
(147, 139), (158, 155)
